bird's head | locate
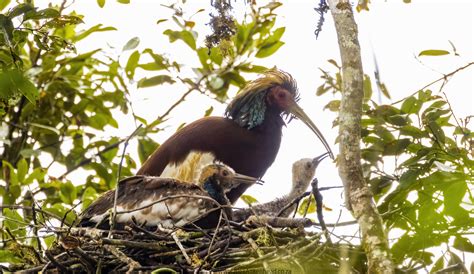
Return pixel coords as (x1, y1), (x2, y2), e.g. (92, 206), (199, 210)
(225, 69), (334, 159)
(198, 163), (261, 195)
(291, 152), (329, 193)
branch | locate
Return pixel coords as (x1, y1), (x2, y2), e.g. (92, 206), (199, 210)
(327, 0), (394, 272)
(392, 61), (474, 105)
(109, 125), (143, 237)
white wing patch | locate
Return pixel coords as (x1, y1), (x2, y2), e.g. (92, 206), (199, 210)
(161, 151), (215, 183)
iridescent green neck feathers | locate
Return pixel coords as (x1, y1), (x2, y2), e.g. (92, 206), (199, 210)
(226, 92), (266, 129)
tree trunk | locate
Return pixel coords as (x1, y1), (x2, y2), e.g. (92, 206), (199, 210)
(327, 0), (394, 272)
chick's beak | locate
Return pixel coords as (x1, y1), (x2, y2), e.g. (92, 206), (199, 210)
(288, 102), (335, 160)
(233, 173), (264, 186)
(312, 152), (330, 166)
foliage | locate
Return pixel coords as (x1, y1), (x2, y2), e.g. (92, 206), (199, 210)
(0, 0), (287, 265)
(316, 57), (473, 271)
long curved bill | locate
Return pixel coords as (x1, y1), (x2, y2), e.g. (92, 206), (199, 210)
(312, 152), (330, 166)
(233, 173), (264, 185)
(288, 103), (335, 160)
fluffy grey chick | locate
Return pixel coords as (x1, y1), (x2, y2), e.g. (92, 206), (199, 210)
(233, 152), (329, 222)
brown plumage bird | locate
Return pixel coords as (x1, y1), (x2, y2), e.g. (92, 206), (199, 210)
(78, 164), (259, 229)
(233, 153), (329, 222)
(138, 69), (334, 204)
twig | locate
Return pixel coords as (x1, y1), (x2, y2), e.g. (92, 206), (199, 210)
(171, 231), (192, 265)
(58, 139), (125, 180)
(277, 191), (311, 217)
(31, 204), (42, 256)
(109, 125), (143, 237)
(392, 61), (474, 105)
(246, 237), (270, 271)
(245, 216), (313, 228)
(73, 247), (96, 272)
(103, 245), (141, 274)
(45, 250), (69, 273)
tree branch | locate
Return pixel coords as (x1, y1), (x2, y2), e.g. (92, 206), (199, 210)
(327, 0), (394, 272)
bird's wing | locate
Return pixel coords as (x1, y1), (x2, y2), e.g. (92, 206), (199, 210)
(137, 117), (255, 178)
(78, 176), (211, 227)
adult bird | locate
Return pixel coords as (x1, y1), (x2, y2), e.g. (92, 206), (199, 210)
(138, 69), (334, 204)
(233, 152), (329, 222)
(78, 163), (260, 229)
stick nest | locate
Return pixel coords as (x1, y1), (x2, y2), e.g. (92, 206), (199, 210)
(6, 216), (367, 273)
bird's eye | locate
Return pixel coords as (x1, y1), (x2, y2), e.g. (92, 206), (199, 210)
(222, 170), (229, 176)
(306, 162), (312, 169)
(278, 92), (286, 99)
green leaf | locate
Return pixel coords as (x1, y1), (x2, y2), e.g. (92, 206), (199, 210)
(24, 8), (60, 20)
(256, 41), (284, 58)
(29, 122), (60, 135)
(386, 115), (408, 126)
(25, 168), (45, 185)
(238, 64), (267, 73)
(16, 158), (28, 183)
(0, 0), (11, 11)
(138, 137), (159, 164)
(59, 181), (77, 205)
(400, 125), (425, 138)
(73, 24), (116, 42)
(0, 69), (38, 104)
(324, 100), (340, 112)
(204, 106), (213, 117)
(125, 50), (140, 78)
(453, 236), (474, 253)
(418, 49), (450, 57)
(138, 62), (165, 71)
(7, 3), (34, 18)
(163, 30), (196, 50)
(428, 121), (445, 143)
(298, 196), (316, 215)
(401, 96), (422, 114)
(0, 249), (21, 263)
(122, 37), (140, 51)
(97, 0), (105, 8)
(117, 0), (130, 3)
(431, 255), (444, 273)
(156, 19), (168, 25)
(4, 209), (26, 238)
(82, 186), (98, 209)
(240, 194), (258, 205)
(383, 139), (411, 156)
(137, 75), (175, 88)
(209, 47), (223, 65)
(264, 27), (285, 45)
(0, 15), (13, 43)
(20, 148), (40, 158)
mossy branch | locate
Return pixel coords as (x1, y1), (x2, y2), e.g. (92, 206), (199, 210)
(327, 0), (394, 272)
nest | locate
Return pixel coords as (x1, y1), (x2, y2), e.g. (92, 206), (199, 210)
(6, 214), (367, 273)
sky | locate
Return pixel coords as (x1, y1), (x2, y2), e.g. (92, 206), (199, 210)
(40, 0), (473, 258)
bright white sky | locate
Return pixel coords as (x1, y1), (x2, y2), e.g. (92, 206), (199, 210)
(43, 0), (473, 256)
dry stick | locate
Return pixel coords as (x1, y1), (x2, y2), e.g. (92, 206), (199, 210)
(171, 231), (192, 265)
(103, 245), (141, 274)
(45, 250), (69, 273)
(108, 125), (143, 238)
(72, 247), (96, 272)
(246, 237), (270, 271)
